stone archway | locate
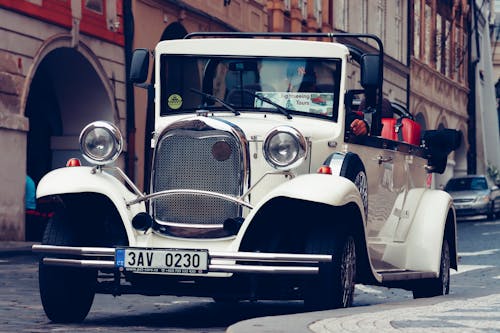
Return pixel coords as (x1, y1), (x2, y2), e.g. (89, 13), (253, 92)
(24, 40), (115, 184)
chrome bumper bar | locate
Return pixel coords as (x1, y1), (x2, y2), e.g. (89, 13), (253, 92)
(32, 245), (332, 275)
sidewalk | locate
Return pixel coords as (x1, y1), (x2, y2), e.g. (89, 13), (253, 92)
(0, 241), (37, 256)
(227, 292), (500, 333)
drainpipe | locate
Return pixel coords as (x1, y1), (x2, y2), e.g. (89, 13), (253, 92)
(468, 0), (479, 175)
(123, 0), (136, 181)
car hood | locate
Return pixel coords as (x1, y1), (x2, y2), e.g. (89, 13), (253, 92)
(156, 112), (343, 143)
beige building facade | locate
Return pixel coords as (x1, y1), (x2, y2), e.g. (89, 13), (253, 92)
(410, 0), (470, 188)
(132, 0), (269, 191)
(0, 0), (126, 240)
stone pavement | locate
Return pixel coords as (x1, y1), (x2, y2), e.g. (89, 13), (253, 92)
(227, 292), (500, 333)
(3, 241), (500, 333)
(0, 241), (37, 256)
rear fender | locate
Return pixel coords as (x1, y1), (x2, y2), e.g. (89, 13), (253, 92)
(37, 167), (145, 244)
(403, 189), (457, 272)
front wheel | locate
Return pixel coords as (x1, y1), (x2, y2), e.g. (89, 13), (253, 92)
(304, 229), (356, 310)
(412, 239), (450, 299)
(39, 209), (96, 323)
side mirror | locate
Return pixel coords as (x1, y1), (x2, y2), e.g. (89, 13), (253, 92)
(130, 48), (150, 84)
(492, 185), (499, 191)
(422, 129), (462, 174)
(360, 54), (381, 88)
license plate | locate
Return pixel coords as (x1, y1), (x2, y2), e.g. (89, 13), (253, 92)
(115, 248), (208, 274)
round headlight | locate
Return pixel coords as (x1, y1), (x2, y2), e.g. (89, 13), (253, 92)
(263, 126), (307, 170)
(79, 121), (123, 165)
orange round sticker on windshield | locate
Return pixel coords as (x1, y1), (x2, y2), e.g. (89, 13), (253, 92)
(168, 94), (182, 109)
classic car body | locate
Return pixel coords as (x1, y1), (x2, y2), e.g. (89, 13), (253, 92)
(33, 32), (461, 323)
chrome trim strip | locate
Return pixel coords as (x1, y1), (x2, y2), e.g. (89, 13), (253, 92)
(43, 258), (116, 269)
(209, 265), (319, 274)
(41, 258), (319, 274)
(239, 171), (294, 200)
(210, 251), (331, 262)
(33, 245), (331, 262)
(127, 189), (253, 209)
(103, 166), (145, 199)
(32, 244), (115, 256)
(33, 245), (332, 275)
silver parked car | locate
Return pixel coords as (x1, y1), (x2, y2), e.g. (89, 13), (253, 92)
(445, 175), (500, 220)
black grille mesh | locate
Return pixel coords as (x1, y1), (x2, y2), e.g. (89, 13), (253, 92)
(153, 129), (242, 225)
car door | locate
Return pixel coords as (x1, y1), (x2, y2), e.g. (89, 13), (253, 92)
(350, 137), (427, 271)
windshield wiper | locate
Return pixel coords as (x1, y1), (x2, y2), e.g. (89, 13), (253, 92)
(190, 89), (240, 116)
(240, 89), (292, 119)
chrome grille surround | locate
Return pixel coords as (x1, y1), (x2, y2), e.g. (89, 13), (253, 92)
(151, 117), (249, 235)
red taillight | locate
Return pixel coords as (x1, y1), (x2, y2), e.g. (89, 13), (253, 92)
(317, 165), (332, 175)
(66, 158), (81, 167)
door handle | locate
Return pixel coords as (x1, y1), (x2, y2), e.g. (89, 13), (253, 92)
(374, 155), (393, 164)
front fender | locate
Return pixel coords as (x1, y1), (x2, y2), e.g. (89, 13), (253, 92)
(37, 166), (145, 244)
(239, 173), (365, 237)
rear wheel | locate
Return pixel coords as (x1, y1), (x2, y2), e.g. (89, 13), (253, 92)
(413, 239), (450, 299)
(39, 208), (96, 323)
(304, 228), (356, 310)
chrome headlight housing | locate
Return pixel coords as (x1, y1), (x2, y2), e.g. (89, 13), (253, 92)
(79, 121), (123, 165)
(263, 126), (307, 170)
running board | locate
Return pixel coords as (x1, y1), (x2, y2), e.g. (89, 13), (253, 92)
(378, 269), (437, 282)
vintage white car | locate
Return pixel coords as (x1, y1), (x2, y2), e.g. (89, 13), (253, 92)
(33, 32), (461, 323)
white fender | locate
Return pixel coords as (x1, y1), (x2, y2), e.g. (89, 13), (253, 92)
(238, 173), (365, 236)
(404, 189), (455, 273)
(37, 166), (145, 244)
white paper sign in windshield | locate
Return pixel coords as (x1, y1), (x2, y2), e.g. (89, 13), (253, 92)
(255, 92), (333, 116)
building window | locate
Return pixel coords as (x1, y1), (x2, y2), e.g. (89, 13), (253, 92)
(455, 25), (462, 81)
(377, 0), (385, 41)
(414, 0), (421, 58)
(436, 14), (442, 72)
(336, 0), (347, 31)
(299, 0), (307, 19)
(445, 20), (451, 77)
(284, 0), (291, 12)
(424, 3), (432, 64)
(395, 0), (402, 59)
(315, 0), (322, 26)
(85, 0), (103, 14)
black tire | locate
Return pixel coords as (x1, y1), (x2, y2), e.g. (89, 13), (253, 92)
(39, 208), (96, 323)
(304, 228), (356, 310)
(412, 239), (450, 299)
(487, 202), (495, 220)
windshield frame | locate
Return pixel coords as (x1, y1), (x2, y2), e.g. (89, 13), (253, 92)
(159, 54), (342, 122)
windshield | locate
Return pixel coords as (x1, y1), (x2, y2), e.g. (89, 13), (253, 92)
(445, 177), (488, 191)
(160, 55), (342, 120)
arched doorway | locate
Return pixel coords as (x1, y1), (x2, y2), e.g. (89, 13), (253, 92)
(25, 47), (114, 185)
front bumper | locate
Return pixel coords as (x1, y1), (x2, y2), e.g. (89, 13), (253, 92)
(32, 245), (331, 275)
(454, 201), (490, 217)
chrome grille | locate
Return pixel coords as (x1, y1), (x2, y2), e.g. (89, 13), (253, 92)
(153, 129), (242, 226)
(453, 198), (474, 203)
